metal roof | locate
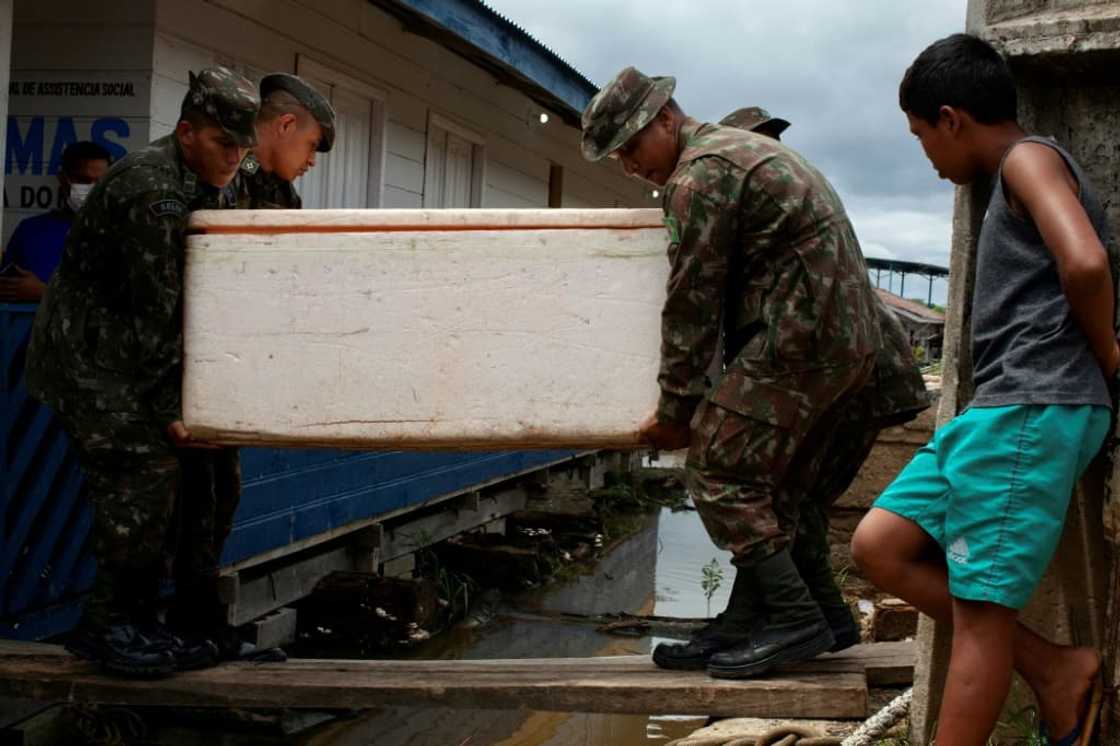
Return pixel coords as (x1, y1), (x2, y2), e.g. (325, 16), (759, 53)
(368, 0), (598, 126)
(876, 288), (945, 325)
(866, 257), (949, 278)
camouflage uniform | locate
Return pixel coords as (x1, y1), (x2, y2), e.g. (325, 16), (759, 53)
(228, 153), (303, 208)
(583, 68), (885, 567)
(174, 72), (334, 637)
(26, 67), (259, 630)
(713, 108), (929, 573)
(226, 72), (335, 211)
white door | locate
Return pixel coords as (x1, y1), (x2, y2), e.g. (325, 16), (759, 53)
(423, 118), (483, 209)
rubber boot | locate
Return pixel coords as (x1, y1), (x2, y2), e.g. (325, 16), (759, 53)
(130, 568), (218, 671)
(66, 617), (177, 678)
(792, 516), (860, 652)
(707, 548), (834, 679)
(652, 567), (762, 670)
(170, 575), (286, 664)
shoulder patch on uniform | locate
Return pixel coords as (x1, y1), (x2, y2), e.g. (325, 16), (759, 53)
(240, 157), (260, 175)
(149, 198), (187, 218)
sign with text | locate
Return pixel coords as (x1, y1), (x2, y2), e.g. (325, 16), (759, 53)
(3, 70), (150, 248)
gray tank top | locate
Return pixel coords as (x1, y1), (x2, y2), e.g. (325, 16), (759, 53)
(971, 135), (1112, 408)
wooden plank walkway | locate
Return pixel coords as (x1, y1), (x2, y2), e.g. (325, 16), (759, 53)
(0, 641), (912, 719)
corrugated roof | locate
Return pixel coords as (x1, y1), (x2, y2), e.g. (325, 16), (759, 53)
(369, 0), (598, 125)
(876, 288), (945, 324)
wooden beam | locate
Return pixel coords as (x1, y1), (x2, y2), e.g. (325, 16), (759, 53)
(0, 646), (869, 718)
(784, 641), (915, 687)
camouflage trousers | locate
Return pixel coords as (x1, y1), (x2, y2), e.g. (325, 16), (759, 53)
(686, 354), (875, 567)
(60, 412), (179, 629)
(171, 447), (241, 580)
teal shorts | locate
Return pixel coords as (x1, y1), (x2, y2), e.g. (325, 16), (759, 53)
(874, 403), (1110, 609)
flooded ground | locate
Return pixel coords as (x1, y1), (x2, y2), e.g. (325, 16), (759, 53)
(295, 507), (732, 746)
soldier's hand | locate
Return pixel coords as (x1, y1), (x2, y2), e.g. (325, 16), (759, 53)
(0, 266), (46, 303)
(638, 413), (691, 451)
(167, 420), (220, 449)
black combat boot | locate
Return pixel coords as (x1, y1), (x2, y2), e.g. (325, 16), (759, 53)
(792, 525), (861, 652)
(706, 548), (834, 679)
(170, 575), (286, 664)
(66, 618), (177, 678)
(130, 568), (219, 671)
(652, 567), (762, 670)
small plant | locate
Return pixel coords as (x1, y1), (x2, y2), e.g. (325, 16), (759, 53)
(700, 558), (725, 617)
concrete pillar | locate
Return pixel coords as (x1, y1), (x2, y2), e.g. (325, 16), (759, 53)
(911, 1), (1120, 743)
(0, 0), (12, 240)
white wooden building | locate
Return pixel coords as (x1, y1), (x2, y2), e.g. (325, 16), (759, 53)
(1, 0), (654, 244)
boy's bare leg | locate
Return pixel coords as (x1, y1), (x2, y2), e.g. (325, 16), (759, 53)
(935, 599), (1016, 745)
(852, 508), (1099, 739)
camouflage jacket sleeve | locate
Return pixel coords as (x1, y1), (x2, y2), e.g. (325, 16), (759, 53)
(119, 185), (190, 427)
(656, 160), (739, 425)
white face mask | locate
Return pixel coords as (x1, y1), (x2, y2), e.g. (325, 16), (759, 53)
(67, 183), (94, 212)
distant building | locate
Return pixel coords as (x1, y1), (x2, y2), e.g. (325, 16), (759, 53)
(876, 288), (945, 361)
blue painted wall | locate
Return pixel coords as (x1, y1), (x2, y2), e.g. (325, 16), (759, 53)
(0, 304), (572, 640)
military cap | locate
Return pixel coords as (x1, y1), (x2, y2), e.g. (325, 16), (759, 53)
(260, 73), (337, 153)
(182, 67), (260, 148)
(719, 106), (791, 138)
(581, 66), (676, 162)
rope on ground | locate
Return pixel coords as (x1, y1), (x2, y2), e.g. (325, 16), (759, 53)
(839, 687), (913, 746)
(665, 686), (913, 746)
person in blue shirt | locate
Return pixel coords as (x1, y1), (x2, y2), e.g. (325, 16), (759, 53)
(1, 141), (111, 302)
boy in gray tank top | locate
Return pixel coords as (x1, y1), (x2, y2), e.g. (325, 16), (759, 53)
(850, 34), (1115, 745)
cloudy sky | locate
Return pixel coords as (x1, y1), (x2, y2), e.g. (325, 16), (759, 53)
(486, 0), (969, 305)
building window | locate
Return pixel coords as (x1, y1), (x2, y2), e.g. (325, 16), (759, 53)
(423, 113), (485, 208)
(294, 56), (387, 209)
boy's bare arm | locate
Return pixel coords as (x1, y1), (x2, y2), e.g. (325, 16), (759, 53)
(1003, 142), (1119, 376)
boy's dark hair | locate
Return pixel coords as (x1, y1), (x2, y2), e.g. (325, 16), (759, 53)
(61, 141), (111, 175)
(899, 33), (1018, 125)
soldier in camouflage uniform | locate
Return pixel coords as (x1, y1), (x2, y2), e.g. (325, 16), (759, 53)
(717, 107), (930, 655)
(583, 67), (898, 678)
(25, 67), (260, 677)
(718, 106), (791, 140)
(170, 73), (334, 662)
(227, 72), (336, 209)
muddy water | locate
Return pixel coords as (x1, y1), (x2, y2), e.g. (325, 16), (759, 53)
(302, 507), (734, 746)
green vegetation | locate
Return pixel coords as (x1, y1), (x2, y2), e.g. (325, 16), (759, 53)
(700, 558), (725, 617)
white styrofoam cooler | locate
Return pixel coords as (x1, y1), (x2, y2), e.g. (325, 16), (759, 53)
(183, 209), (669, 449)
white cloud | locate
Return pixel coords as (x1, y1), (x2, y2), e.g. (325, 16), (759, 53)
(486, 0), (968, 270)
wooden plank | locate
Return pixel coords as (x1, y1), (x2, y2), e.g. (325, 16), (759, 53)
(0, 650), (867, 718)
(784, 641), (915, 687)
(182, 209), (668, 450)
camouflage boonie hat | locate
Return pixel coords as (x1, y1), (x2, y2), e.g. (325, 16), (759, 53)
(719, 106), (791, 138)
(581, 66), (676, 161)
(182, 67), (260, 148)
(260, 73), (337, 153)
